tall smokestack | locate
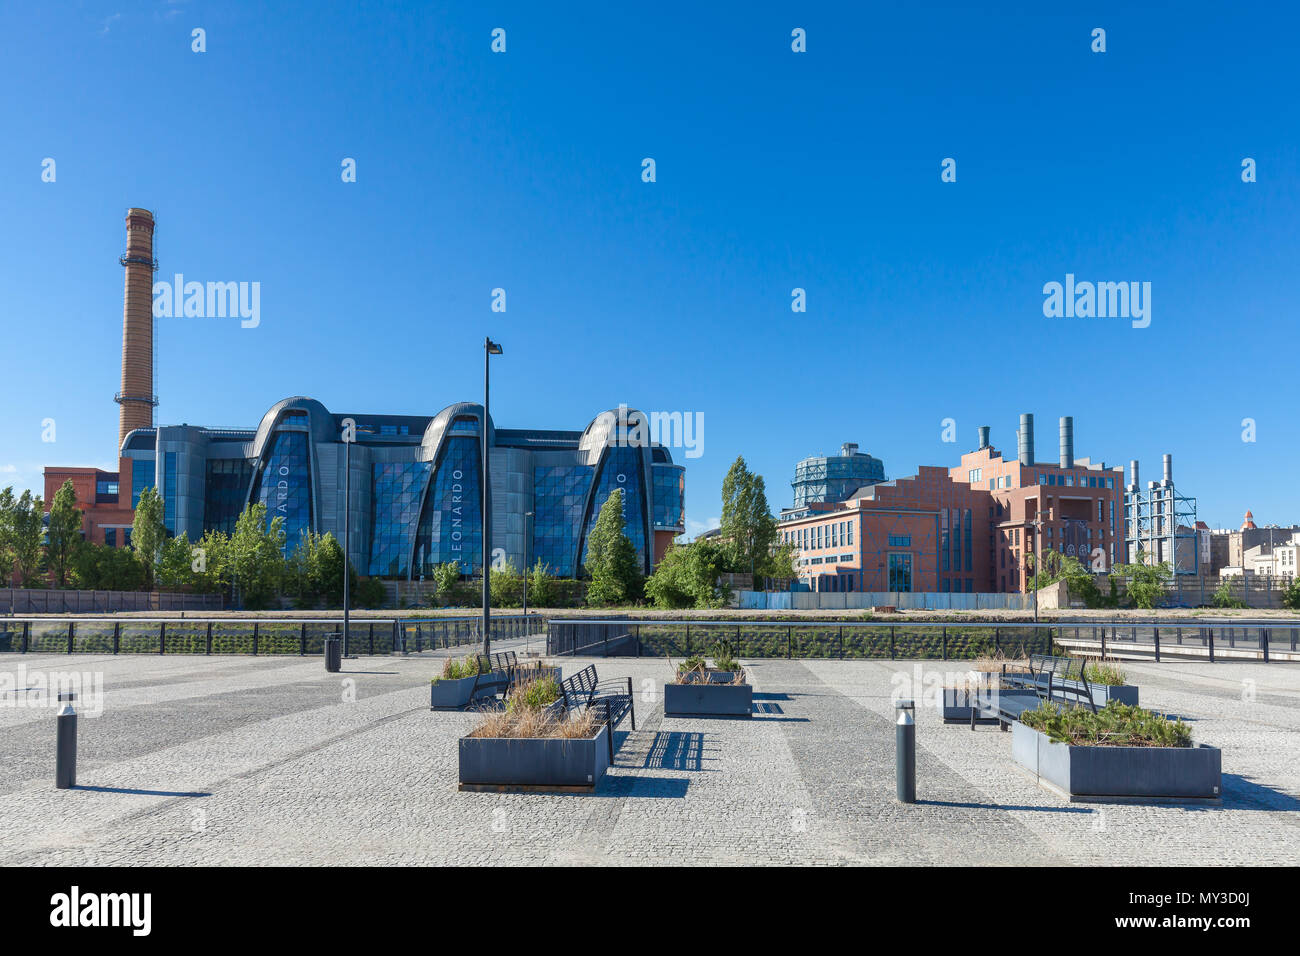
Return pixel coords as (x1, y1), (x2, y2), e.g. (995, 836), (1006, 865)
(1058, 416), (1074, 469)
(1163, 453), (1172, 485)
(1130, 459), (1140, 488)
(1017, 413), (1034, 466)
(116, 208), (157, 450)
(977, 426), (990, 450)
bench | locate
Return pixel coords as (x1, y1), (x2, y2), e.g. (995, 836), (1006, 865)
(468, 652), (518, 703)
(558, 665), (636, 762)
(971, 654), (1097, 731)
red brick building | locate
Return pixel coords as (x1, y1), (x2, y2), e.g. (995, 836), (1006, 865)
(43, 462), (141, 548)
(779, 414), (1124, 594)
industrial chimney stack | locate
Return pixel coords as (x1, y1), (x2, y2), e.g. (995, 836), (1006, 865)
(116, 209), (158, 449)
(977, 426), (990, 450)
(1163, 453), (1173, 486)
(1017, 413), (1034, 466)
(1058, 416), (1074, 469)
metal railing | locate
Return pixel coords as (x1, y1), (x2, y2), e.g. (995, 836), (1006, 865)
(546, 618), (1300, 662)
(0, 614), (545, 656)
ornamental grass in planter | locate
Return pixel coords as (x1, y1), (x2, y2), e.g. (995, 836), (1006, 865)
(665, 643), (753, 717)
(459, 677), (608, 791)
(1012, 701), (1218, 801)
(1019, 701), (1189, 748)
(431, 654), (490, 684)
(429, 654), (494, 710)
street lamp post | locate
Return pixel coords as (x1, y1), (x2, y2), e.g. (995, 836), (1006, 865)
(523, 510), (534, 621)
(483, 338), (503, 655)
(341, 418), (356, 658)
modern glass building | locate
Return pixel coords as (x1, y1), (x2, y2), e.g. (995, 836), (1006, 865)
(115, 398), (686, 579)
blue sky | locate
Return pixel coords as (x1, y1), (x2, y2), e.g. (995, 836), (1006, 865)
(1, 1), (1297, 535)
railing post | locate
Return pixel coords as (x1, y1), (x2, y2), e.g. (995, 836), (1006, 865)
(1099, 626), (1106, 658)
(159, 621), (165, 655)
(1153, 627), (1160, 663)
(113, 622), (120, 655)
(636, 623), (641, 657)
(252, 622), (259, 656)
(941, 627), (947, 660)
(1260, 627), (1269, 663)
(369, 622), (375, 655)
(22, 621), (29, 653)
(839, 625), (843, 660)
(1207, 628), (1215, 663)
(67, 621), (74, 654)
(685, 623), (690, 657)
(890, 625), (895, 659)
(206, 621), (213, 655)
(787, 626), (792, 659)
(300, 623), (307, 656)
(994, 627), (999, 655)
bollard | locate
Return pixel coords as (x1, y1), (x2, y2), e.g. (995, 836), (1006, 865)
(56, 692), (77, 789)
(324, 635), (342, 673)
(895, 699), (916, 804)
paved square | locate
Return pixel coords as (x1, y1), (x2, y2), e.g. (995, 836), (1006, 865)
(2, 648), (1297, 866)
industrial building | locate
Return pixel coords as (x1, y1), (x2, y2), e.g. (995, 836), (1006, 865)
(778, 415), (1125, 593)
(42, 209), (686, 580)
(1123, 454), (1200, 575)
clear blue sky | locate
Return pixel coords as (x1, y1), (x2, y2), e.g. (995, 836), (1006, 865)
(2, 1), (1296, 536)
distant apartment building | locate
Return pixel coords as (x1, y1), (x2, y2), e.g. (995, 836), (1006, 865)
(777, 414), (1124, 593)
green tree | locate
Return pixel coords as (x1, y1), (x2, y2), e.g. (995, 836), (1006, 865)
(72, 542), (145, 590)
(1281, 576), (1300, 611)
(1115, 558), (1170, 610)
(191, 529), (232, 595)
(719, 456), (777, 587)
(10, 490), (46, 587)
(131, 486), (166, 589)
(525, 559), (558, 608)
(489, 560), (524, 607)
(0, 486), (19, 586)
(313, 531), (350, 606)
(644, 538), (731, 609)
(431, 561), (462, 595)
(156, 533), (196, 590)
(228, 503), (285, 609)
(45, 479), (83, 588)
(584, 488), (643, 605)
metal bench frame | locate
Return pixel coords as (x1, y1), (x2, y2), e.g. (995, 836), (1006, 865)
(972, 654), (1097, 731)
(559, 664), (636, 761)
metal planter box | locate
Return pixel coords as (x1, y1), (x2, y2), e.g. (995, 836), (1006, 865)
(429, 674), (504, 710)
(664, 681), (753, 718)
(1011, 722), (1221, 803)
(1089, 684), (1139, 707)
(457, 724), (611, 792)
(941, 688), (999, 724)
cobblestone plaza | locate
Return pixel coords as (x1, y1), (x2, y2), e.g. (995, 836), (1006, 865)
(3, 649), (1296, 866)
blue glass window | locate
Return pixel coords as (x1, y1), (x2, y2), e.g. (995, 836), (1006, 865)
(204, 458), (253, 535)
(163, 452), (177, 534)
(415, 434), (481, 576)
(131, 456), (154, 509)
(652, 465), (685, 530)
(252, 431), (313, 549)
(532, 464), (592, 578)
(582, 445), (648, 573)
(369, 461), (430, 577)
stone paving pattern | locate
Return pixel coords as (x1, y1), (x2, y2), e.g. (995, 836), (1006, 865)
(2, 644), (1297, 866)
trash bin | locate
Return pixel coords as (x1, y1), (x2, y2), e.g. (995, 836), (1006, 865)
(324, 635), (342, 672)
